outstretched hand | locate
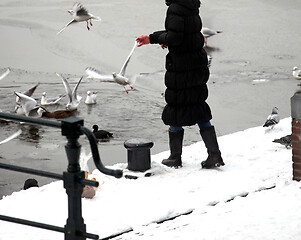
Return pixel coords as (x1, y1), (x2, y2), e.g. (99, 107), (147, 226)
(136, 35), (150, 47)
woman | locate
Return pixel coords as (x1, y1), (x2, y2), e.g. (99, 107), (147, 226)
(136, 0), (224, 169)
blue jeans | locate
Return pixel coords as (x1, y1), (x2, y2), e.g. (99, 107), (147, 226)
(169, 121), (211, 132)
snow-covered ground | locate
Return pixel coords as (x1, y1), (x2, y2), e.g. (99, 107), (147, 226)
(0, 117), (300, 240)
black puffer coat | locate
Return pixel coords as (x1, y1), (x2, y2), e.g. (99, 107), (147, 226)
(149, 0), (212, 126)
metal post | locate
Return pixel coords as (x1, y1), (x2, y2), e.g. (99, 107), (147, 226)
(61, 117), (86, 240)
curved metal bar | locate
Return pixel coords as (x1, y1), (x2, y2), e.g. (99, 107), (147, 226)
(80, 126), (123, 178)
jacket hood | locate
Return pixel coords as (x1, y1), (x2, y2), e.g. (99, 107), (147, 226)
(165, 0), (200, 9)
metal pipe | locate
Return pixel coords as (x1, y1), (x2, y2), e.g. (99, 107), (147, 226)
(80, 126), (123, 179)
(0, 162), (63, 180)
(0, 112), (61, 128)
(0, 215), (99, 240)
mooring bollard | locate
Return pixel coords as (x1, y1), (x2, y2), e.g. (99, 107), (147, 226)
(124, 138), (154, 172)
(291, 92), (301, 181)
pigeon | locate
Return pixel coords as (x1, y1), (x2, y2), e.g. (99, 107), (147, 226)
(0, 68), (10, 81)
(15, 83), (39, 104)
(263, 107), (280, 128)
(57, 2), (101, 35)
(14, 92), (39, 117)
(85, 91), (97, 105)
(41, 92), (65, 106)
(0, 129), (22, 145)
(292, 66), (301, 80)
(85, 41), (138, 93)
(56, 73), (83, 110)
(92, 125), (113, 141)
(201, 27), (222, 46)
(37, 107), (77, 119)
(273, 134), (292, 149)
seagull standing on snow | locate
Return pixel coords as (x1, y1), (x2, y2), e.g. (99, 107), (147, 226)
(263, 107), (280, 128)
(57, 2), (101, 35)
(85, 41), (138, 93)
(41, 92), (65, 106)
(0, 68), (10, 81)
(292, 66), (301, 80)
(56, 73), (83, 110)
(85, 91), (97, 105)
(201, 27), (222, 46)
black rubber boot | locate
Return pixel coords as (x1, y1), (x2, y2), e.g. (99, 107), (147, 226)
(200, 126), (225, 169)
(162, 129), (184, 168)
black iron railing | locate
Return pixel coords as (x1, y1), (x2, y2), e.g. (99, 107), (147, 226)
(0, 112), (123, 240)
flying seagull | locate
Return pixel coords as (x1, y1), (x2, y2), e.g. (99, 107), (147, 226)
(85, 41), (138, 93)
(292, 66), (301, 80)
(263, 107), (280, 128)
(14, 92), (39, 117)
(56, 73), (83, 110)
(201, 27), (222, 46)
(0, 68), (10, 81)
(57, 2), (101, 35)
(15, 83), (39, 105)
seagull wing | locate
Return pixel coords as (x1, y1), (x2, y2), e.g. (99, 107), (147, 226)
(89, 14), (101, 21)
(85, 67), (114, 81)
(119, 41), (138, 76)
(0, 129), (22, 145)
(14, 92), (37, 116)
(73, 2), (89, 16)
(56, 73), (73, 104)
(271, 113), (280, 124)
(23, 83), (39, 97)
(45, 95), (64, 104)
(72, 76), (83, 101)
(0, 68), (10, 80)
(57, 19), (76, 35)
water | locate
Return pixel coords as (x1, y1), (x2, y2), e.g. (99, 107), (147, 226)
(0, 0), (300, 197)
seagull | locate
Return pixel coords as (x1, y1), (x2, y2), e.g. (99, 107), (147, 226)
(79, 148), (92, 173)
(15, 83), (39, 104)
(56, 73), (83, 110)
(92, 125), (113, 141)
(263, 107), (280, 128)
(273, 134), (292, 149)
(292, 66), (301, 80)
(0, 129), (22, 145)
(85, 91), (97, 105)
(85, 41), (138, 93)
(14, 92), (39, 116)
(41, 92), (65, 106)
(37, 107), (77, 119)
(85, 67), (113, 81)
(201, 27), (222, 46)
(207, 55), (212, 67)
(0, 68), (10, 81)
(57, 2), (101, 35)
